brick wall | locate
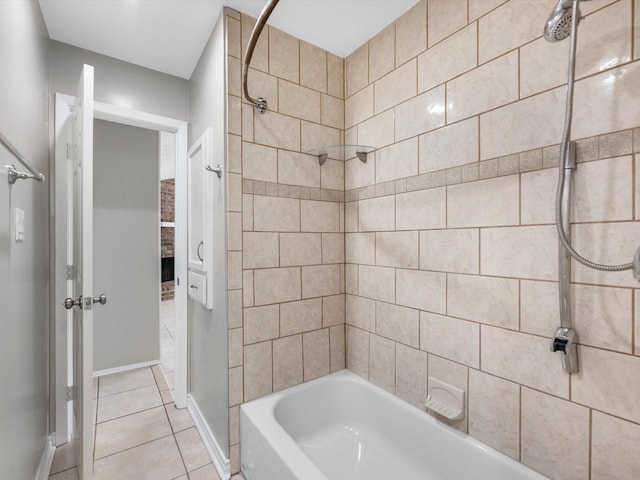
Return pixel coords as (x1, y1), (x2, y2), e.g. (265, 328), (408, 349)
(161, 178), (175, 300)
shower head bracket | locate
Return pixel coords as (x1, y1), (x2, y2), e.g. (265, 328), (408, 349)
(255, 97), (267, 115)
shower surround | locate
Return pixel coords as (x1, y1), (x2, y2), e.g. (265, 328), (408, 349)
(224, 6), (347, 474)
(224, 1), (640, 478)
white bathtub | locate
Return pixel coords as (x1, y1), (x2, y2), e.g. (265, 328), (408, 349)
(240, 370), (549, 480)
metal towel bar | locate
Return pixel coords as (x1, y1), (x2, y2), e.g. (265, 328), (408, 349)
(0, 130), (45, 183)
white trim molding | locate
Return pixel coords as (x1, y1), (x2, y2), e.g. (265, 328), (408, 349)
(34, 435), (56, 480)
(93, 360), (159, 378)
(187, 395), (231, 480)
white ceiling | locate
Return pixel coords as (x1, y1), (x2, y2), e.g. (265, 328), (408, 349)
(39, 0), (419, 80)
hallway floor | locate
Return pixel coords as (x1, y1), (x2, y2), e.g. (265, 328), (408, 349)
(160, 298), (176, 381)
(48, 299), (242, 480)
(48, 366), (222, 480)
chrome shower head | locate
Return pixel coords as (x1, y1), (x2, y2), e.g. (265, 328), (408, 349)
(544, 0), (592, 42)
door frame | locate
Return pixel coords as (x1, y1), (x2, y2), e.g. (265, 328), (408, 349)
(53, 94), (189, 443)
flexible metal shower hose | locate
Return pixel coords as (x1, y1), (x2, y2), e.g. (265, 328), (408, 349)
(555, 0), (633, 272)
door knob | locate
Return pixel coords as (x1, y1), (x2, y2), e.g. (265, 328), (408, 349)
(63, 296), (83, 310)
(93, 294), (107, 305)
(63, 294), (106, 310)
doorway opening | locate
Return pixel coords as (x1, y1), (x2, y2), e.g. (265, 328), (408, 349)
(52, 92), (189, 462)
(92, 119), (163, 378)
(160, 131), (176, 395)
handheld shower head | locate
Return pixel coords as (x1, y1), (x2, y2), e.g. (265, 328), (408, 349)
(544, 0), (593, 42)
(544, 0), (579, 42)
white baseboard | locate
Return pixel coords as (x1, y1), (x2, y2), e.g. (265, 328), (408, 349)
(93, 359), (160, 378)
(34, 435), (55, 480)
(187, 395), (231, 480)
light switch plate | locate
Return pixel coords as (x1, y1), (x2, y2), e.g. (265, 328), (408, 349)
(15, 208), (24, 241)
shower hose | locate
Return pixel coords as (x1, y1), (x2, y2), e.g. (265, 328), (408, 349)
(555, 0), (633, 272)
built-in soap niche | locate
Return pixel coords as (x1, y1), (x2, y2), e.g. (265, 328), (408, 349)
(306, 144), (376, 165)
(425, 377), (465, 421)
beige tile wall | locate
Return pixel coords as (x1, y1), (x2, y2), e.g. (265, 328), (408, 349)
(226, 1), (640, 478)
(225, 8), (346, 474)
(343, 1), (640, 480)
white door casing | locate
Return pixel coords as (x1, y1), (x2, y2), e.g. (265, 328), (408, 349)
(53, 85), (190, 450)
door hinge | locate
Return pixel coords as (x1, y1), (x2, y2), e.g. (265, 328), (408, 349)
(66, 264), (75, 280)
(66, 385), (75, 401)
(66, 143), (71, 160)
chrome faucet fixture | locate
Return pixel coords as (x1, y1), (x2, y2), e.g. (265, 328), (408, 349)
(550, 327), (578, 373)
(543, 0), (640, 374)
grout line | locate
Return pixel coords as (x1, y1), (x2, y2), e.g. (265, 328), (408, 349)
(94, 432), (177, 464)
(517, 45), (521, 100)
(588, 408), (593, 480)
(173, 429), (191, 476)
(96, 381), (159, 401)
(632, 290), (636, 356)
(518, 385), (522, 462)
(96, 397), (166, 426)
(478, 321), (482, 372)
(518, 280), (522, 332)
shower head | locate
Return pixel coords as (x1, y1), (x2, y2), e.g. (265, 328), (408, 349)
(543, 0), (592, 42)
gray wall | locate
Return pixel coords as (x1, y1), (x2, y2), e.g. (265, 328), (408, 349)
(50, 41), (190, 121)
(188, 12), (229, 455)
(93, 119), (160, 371)
(0, 1), (51, 477)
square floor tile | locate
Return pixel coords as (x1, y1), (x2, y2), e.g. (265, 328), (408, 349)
(50, 442), (76, 475)
(94, 406), (172, 459)
(152, 365), (169, 391)
(175, 427), (211, 472)
(99, 368), (156, 397)
(189, 463), (221, 480)
(165, 404), (193, 433)
(49, 467), (78, 480)
(97, 385), (161, 423)
(93, 436), (185, 480)
(160, 389), (174, 405)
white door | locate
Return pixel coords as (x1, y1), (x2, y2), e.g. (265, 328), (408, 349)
(66, 64), (96, 480)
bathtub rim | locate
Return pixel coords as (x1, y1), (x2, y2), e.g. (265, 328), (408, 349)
(240, 369), (549, 480)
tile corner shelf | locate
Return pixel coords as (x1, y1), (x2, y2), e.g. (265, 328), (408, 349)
(306, 144), (376, 165)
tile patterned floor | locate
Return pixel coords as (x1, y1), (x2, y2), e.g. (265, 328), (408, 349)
(160, 299), (176, 376)
(49, 365), (221, 480)
(48, 301), (244, 480)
